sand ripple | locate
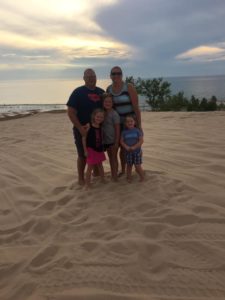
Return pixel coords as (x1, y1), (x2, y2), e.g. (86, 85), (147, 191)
(1, 111), (225, 299)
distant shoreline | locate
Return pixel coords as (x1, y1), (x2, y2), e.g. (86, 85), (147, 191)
(0, 109), (66, 122)
(1, 75), (225, 105)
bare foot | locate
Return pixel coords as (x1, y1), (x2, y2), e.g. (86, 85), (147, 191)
(78, 179), (85, 186)
(127, 177), (132, 183)
(85, 183), (93, 189)
(139, 175), (145, 182)
(111, 176), (118, 182)
(101, 178), (107, 184)
(118, 172), (125, 177)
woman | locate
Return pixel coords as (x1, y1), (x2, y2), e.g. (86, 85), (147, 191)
(107, 66), (142, 175)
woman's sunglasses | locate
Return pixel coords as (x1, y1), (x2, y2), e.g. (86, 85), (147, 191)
(111, 72), (122, 76)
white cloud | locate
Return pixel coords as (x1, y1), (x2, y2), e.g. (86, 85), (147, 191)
(1, 0), (225, 78)
(176, 45), (225, 62)
(0, 0), (130, 73)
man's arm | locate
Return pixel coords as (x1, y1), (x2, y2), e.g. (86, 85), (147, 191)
(67, 106), (86, 136)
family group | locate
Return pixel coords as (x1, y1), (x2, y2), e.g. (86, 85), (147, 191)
(67, 66), (145, 187)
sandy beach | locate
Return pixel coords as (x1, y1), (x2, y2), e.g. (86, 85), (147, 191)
(1, 110), (225, 300)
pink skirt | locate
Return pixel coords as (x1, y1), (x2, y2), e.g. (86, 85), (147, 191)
(86, 147), (106, 165)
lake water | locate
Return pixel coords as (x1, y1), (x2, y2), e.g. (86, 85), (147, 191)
(165, 75), (225, 100)
(0, 75), (225, 114)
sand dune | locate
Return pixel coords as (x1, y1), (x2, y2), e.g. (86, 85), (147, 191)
(1, 111), (225, 300)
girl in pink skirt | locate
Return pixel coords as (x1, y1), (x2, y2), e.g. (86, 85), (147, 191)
(83, 109), (106, 187)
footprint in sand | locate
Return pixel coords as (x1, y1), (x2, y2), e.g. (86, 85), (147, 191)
(29, 245), (59, 269)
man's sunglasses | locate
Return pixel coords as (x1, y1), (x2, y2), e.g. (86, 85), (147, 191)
(111, 72), (122, 76)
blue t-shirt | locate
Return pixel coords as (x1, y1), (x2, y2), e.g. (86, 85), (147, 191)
(121, 127), (142, 151)
(67, 85), (104, 125)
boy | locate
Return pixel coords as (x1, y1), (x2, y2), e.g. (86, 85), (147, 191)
(120, 115), (145, 182)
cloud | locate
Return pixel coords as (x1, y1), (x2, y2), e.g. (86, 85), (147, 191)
(95, 0), (225, 75)
(0, 0), (131, 77)
(1, 0), (225, 79)
(176, 44), (225, 62)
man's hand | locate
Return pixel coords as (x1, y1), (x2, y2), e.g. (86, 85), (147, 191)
(79, 123), (90, 136)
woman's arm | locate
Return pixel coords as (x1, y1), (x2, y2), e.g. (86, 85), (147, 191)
(127, 83), (142, 129)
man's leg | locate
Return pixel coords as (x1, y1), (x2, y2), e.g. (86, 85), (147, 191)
(73, 128), (86, 185)
(77, 156), (86, 185)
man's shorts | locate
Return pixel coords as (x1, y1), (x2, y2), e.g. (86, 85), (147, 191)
(126, 149), (142, 166)
(73, 127), (85, 158)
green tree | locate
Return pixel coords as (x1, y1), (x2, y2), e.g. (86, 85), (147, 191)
(199, 98), (208, 111)
(165, 92), (188, 111)
(207, 96), (217, 111)
(134, 77), (171, 110)
(187, 95), (200, 111)
(125, 76), (135, 85)
(126, 76), (220, 112)
(218, 102), (225, 111)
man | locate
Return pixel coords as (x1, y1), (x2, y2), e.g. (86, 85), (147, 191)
(67, 69), (104, 185)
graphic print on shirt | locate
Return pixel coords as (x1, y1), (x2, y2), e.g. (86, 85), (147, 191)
(95, 129), (102, 148)
(124, 132), (139, 142)
(88, 94), (101, 102)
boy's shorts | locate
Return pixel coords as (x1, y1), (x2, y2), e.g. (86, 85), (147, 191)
(126, 149), (142, 166)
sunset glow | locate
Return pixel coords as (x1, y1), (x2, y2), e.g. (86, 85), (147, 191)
(0, 0), (225, 79)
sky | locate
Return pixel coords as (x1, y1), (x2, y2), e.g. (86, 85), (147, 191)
(1, 0), (225, 80)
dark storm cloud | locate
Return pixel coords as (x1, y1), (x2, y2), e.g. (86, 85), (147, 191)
(95, 0), (225, 76)
(1, 0), (225, 79)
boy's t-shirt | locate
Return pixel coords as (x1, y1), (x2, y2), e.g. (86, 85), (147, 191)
(121, 127), (143, 151)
